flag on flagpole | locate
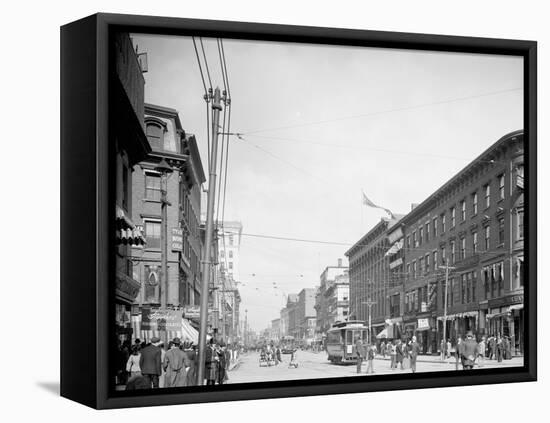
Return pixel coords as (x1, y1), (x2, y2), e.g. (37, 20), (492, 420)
(362, 191), (394, 219)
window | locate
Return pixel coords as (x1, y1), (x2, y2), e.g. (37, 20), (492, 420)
(144, 265), (159, 303)
(441, 246), (446, 264)
(460, 200), (466, 222)
(450, 241), (456, 264)
(498, 218), (505, 245)
(146, 123), (164, 150)
(412, 231), (417, 247)
(122, 164), (129, 210)
(406, 236), (411, 250)
(484, 225), (490, 250)
(516, 164), (524, 188)
(144, 220), (161, 249)
(228, 262), (233, 270)
(145, 172), (161, 201)
(425, 222), (430, 242)
(472, 192), (478, 216)
(407, 263), (411, 277)
(433, 251), (438, 271)
(425, 254), (430, 273)
(461, 274), (466, 304)
(449, 278), (454, 306)
(220, 250), (225, 258)
(228, 235), (234, 246)
(473, 231), (478, 253)
(450, 207), (456, 227)
(518, 209), (524, 239)
(472, 271), (477, 302)
(419, 257), (424, 274)
(499, 174), (505, 200)
(517, 258), (524, 287)
(484, 184), (490, 209)
(413, 261), (417, 278)
(419, 227), (423, 245)
(483, 267), (490, 300)
(433, 217), (438, 237)
(441, 281), (446, 309)
(229, 250), (234, 258)
(460, 237), (466, 260)
(441, 213), (446, 233)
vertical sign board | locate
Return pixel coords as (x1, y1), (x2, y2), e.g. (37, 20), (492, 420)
(172, 228), (183, 252)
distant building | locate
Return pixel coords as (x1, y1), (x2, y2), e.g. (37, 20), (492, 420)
(218, 221), (243, 283)
(315, 258), (349, 335)
(296, 288), (317, 341)
(285, 294), (299, 338)
(346, 216), (404, 342)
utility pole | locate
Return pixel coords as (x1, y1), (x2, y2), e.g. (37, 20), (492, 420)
(362, 300), (376, 344)
(197, 87), (222, 385)
(439, 260), (455, 359)
(244, 309), (248, 347)
(155, 158), (173, 310)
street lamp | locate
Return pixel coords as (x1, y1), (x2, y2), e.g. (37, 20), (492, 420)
(154, 158), (173, 309)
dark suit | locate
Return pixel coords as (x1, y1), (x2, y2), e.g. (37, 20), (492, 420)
(460, 338), (479, 369)
(139, 344), (162, 388)
(409, 342), (421, 373)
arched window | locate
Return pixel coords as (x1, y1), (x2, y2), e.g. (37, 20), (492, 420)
(146, 123), (163, 150)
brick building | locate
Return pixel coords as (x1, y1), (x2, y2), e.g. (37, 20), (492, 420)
(398, 130), (524, 354)
(314, 258), (349, 335)
(348, 130), (525, 355)
(131, 103), (205, 310)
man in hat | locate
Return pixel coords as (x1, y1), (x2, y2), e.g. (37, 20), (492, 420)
(163, 337), (187, 387)
(409, 336), (421, 373)
(354, 336), (363, 374)
(460, 331), (479, 370)
(139, 336), (162, 388)
(205, 338), (219, 385)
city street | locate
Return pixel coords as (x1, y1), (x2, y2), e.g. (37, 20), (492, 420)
(228, 350), (524, 384)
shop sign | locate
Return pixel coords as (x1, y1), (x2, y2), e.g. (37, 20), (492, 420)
(388, 227), (403, 244)
(172, 228), (183, 252)
(417, 318), (430, 330)
(141, 308), (182, 331)
(389, 257), (403, 269)
(488, 294), (523, 309)
(183, 305), (214, 319)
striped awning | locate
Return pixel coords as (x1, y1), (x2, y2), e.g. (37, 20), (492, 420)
(115, 205), (146, 245)
(131, 314), (198, 345)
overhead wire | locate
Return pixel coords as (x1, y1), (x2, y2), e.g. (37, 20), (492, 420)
(191, 36), (211, 172)
(242, 87), (523, 135)
(244, 134), (511, 166)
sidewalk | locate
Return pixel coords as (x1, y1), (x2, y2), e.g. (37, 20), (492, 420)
(374, 354), (523, 366)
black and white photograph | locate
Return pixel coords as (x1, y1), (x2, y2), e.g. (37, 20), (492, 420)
(112, 30), (527, 391)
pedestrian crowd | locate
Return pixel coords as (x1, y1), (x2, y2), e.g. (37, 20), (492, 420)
(116, 336), (238, 390)
(356, 331), (513, 374)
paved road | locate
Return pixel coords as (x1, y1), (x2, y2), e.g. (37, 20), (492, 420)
(228, 350), (524, 384)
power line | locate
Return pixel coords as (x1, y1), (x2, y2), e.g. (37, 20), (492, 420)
(243, 87), (522, 135)
(199, 38), (213, 90)
(238, 136), (330, 184)
(245, 134), (511, 166)
(238, 230), (519, 258)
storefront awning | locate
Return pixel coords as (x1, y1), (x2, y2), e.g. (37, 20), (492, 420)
(376, 328), (388, 339)
(437, 311), (478, 321)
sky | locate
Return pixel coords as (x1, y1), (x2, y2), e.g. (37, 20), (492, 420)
(131, 34), (523, 331)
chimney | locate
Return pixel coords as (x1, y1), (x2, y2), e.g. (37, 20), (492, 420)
(338, 258), (342, 267)
(411, 203), (419, 211)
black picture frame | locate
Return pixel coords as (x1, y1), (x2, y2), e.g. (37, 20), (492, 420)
(61, 13), (537, 409)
